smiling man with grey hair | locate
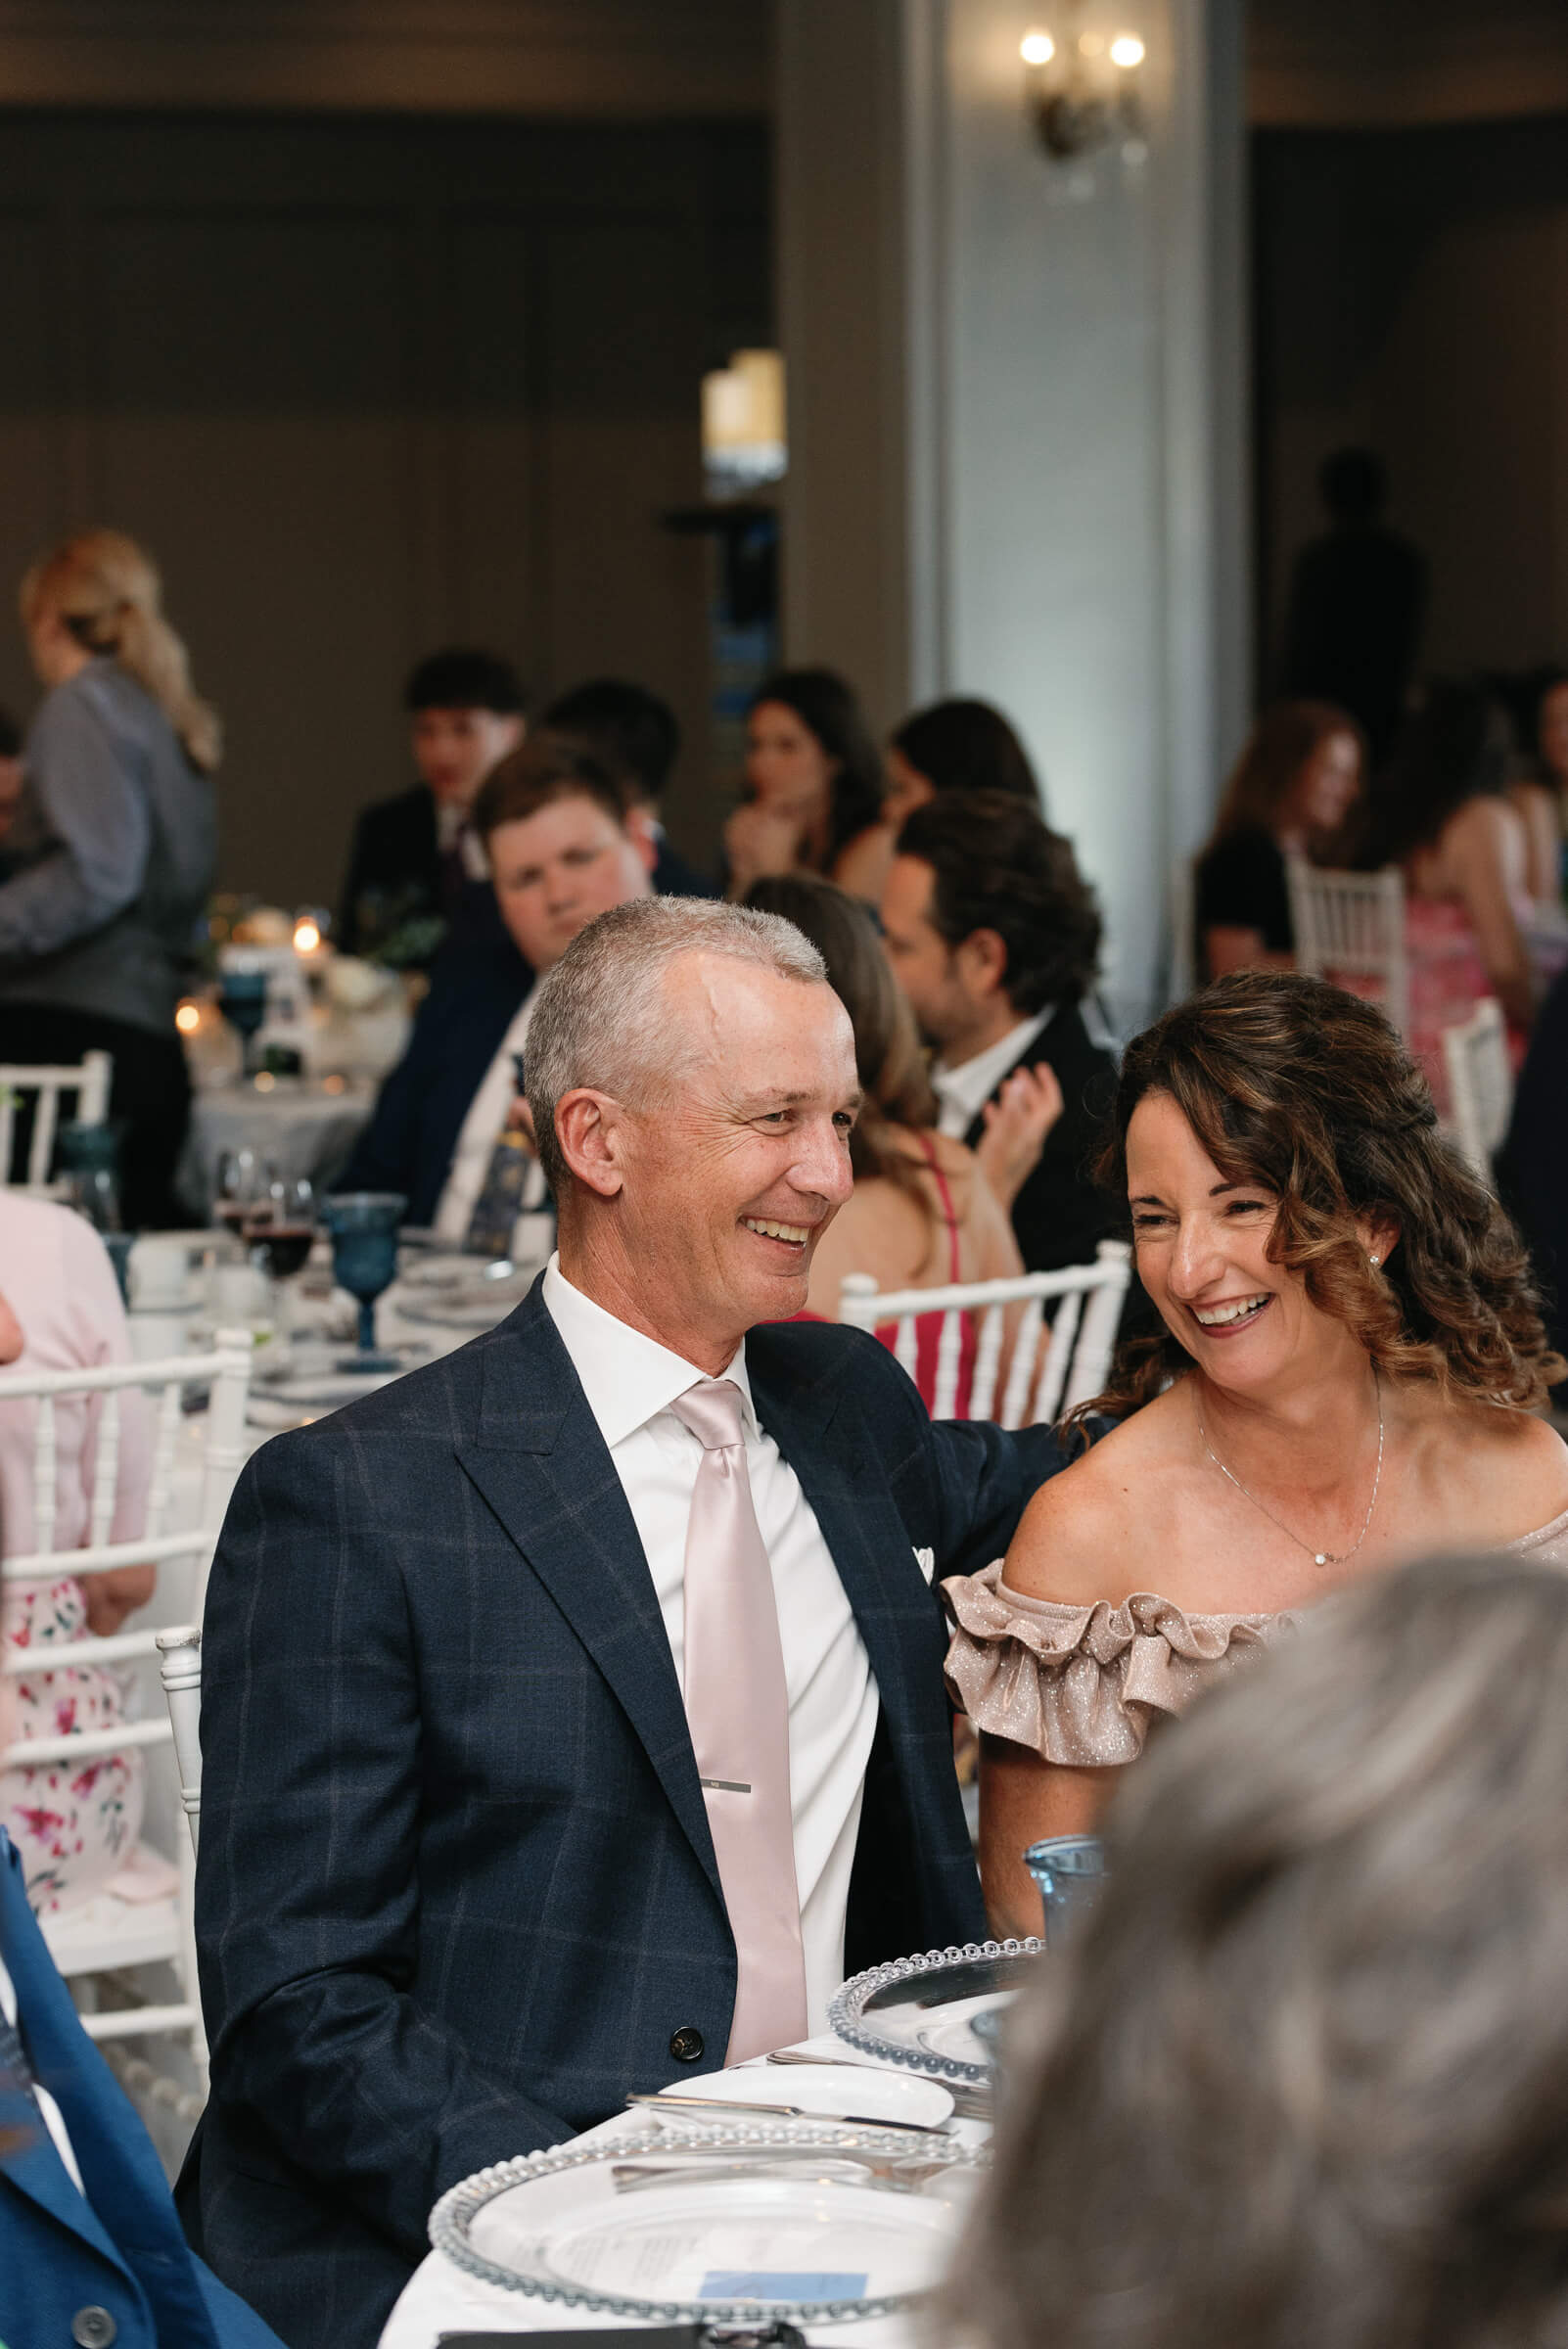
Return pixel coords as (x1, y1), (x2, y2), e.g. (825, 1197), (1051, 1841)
(185, 895), (1074, 2349)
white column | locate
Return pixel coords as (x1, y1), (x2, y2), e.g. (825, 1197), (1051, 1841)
(777, 0), (1249, 1024)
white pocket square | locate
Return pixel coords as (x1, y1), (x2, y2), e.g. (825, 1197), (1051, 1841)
(913, 1546), (936, 1585)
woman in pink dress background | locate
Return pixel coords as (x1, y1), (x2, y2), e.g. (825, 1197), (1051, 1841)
(1355, 680), (1544, 1112)
(0, 1190), (155, 1913)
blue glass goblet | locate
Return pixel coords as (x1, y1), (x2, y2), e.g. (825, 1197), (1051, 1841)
(217, 969), (269, 1078)
(323, 1192), (406, 1373)
(1023, 1833), (1106, 1949)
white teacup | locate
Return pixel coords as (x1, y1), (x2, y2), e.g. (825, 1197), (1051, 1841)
(128, 1235), (198, 1311)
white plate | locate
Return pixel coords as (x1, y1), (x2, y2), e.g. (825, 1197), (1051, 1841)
(393, 1273), (531, 1328)
(246, 1367), (406, 1429)
(654, 2064), (954, 2131)
(432, 2123), (985, 2325)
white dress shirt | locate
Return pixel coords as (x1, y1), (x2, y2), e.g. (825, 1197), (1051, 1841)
(541, 1256), (880, 2034)
(930, 1007), (1053, 1139)
(0, 1950), (85, 2191)
(433, 984), (547, 1243)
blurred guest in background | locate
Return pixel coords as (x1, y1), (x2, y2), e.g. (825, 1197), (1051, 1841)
(0, 528), (218, 1228)
(0, 1489), (284, 2349)
(0, 1194), (158, 1916)
(1278, 446), (1428, 762)
(946, 973), (1568, 1937)
(340, 733), (653, 1234)
(942, 1547), (1568, 2349)
(722, 667), (885, 898)
(1358, 680), (1541, 1105)
(335, 646), (526, 963)
(543, 675), (717, 900)
(745, 874), (1056, 1412)
(836, 696), (1044, 902)
(1194, 701), (1364, 980)
(1521, 665), (1568, 889)
(881, 792), (1116, 1278)
(0, 706), (22, 851)
(1536, 665), (1568, 808)
(1497, 958), (1568, 1384)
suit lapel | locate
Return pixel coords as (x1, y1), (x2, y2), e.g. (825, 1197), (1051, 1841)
(454, 1288), (722, 1908)
(961, 1006), (1072, 1150)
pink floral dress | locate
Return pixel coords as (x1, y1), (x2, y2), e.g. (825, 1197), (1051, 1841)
(0, 1195), (153, 1915)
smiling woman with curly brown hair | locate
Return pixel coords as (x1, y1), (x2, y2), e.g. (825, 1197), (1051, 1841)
(945, 970), (1568, 1936)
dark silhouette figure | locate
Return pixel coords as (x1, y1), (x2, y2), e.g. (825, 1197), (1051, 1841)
(1278, 449), (1428, 765)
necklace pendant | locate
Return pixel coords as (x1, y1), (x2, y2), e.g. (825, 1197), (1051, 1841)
(1314, 1552), (1327, 1566)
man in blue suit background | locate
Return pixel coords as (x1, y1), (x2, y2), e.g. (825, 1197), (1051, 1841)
(187, 896), (1075, 2349)
(0, 1670), (283, 2348)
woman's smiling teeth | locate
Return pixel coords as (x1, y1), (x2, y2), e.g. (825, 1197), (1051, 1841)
(1193, 1292), (1271, 1329)
(743, 1216), (810, 1245)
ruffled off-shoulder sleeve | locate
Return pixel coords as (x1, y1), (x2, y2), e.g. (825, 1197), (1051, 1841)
(943, 1561), (1286, 1767)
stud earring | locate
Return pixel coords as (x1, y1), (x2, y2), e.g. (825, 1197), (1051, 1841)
(1368, 1254), (1381, 1267)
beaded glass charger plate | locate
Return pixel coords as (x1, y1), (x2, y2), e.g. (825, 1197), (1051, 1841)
(829, 1939), (1045, 2087)
(429, 2122), (987, 2327)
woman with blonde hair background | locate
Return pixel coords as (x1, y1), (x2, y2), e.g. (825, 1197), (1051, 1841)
(0, 529), (220, 1225)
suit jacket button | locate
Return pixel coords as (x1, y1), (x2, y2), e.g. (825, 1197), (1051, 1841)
(668, 2025), (705, 2063)
(72, 2313), (117, 2349)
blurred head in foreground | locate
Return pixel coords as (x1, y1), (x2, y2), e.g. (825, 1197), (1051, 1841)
(941, 1548), (1568, 2349)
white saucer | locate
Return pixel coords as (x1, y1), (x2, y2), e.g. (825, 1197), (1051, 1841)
(653, 2063), (953, 2131)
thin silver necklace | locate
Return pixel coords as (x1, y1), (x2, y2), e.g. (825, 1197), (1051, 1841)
(1193, 1370), (1385, 1567)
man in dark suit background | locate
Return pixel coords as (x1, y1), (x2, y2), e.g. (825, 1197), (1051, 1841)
(881, 790), (1119, 1276)
(335, 647), (527, 962)
(186, 895), (1069, 2349)
(1278, 448), (1428, 765)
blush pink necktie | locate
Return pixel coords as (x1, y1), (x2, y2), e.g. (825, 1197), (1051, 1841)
(670, 1376), (807, 2062)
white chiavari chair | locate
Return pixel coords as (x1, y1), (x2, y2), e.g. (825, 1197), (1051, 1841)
(0, 1049), (113, 1188)
(0, 1333), (253, 2092)
(1285, 855), (1409, 1038)
(840, 1240), (1133, 1427)
(1441, 996), (1512, 1183)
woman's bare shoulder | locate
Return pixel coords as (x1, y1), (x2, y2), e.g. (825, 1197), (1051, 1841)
(1006, 1393), (1191, 1605)
(1461, 1401), (1568, 1524)
(1408, 1389), (1568, 1538)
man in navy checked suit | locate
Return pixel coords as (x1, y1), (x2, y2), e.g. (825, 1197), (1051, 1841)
(184, 898), (1073, 2349)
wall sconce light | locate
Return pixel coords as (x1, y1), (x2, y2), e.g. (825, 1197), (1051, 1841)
(1021, 5), (1146, 169)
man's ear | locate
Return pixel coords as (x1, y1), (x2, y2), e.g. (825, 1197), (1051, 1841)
(625, 809), (659, 876)
(958, 926), (1010, 1001)
(555, 1089), (627, 1198)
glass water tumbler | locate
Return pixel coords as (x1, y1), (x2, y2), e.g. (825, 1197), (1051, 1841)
(1023, 1833), (1106, 1948)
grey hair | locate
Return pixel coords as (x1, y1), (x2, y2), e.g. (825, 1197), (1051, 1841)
(525, 895), (828, 1194)
(940, 1548), (1568, 2349)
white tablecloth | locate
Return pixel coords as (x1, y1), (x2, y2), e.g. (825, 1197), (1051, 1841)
(378, 2033), (990, 2349)
(177, 1081), (376, 1221)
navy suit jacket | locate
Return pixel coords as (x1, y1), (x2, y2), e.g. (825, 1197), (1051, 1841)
(182, 1291), (1065, 2349)
(336, 783), (441, 959)
(0, 1831), (283, 2349)
(960, 1002), (1121, 1276)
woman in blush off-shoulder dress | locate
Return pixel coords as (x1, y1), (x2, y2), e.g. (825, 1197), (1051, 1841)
(945, 970), (1568, 1938)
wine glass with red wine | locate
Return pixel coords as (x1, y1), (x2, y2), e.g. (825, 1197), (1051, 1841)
(243, 1174), (318, 1341)
(212, 1148), (265, 1253)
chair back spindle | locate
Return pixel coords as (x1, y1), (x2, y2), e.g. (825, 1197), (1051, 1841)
(840, 1243), (1133, 1431)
